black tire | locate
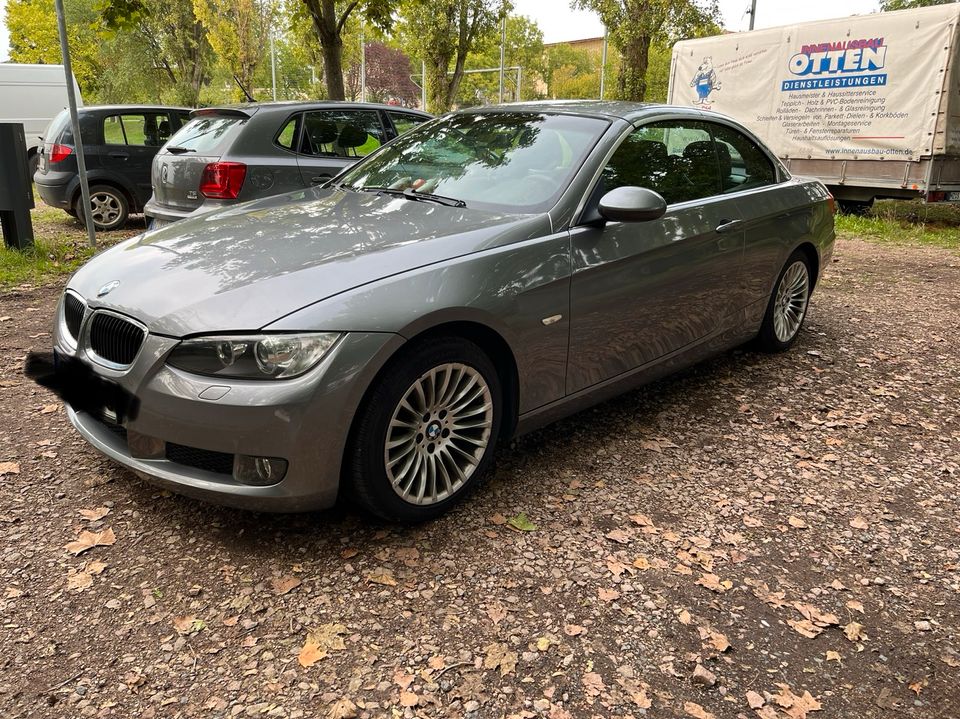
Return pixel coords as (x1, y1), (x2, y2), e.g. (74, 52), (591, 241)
(75, 184), (129, 231)
(755, 249), (813, 353)
(837, 199), (873, 216)
(347, 336), (503, 522)
(28, 152), (39, 179)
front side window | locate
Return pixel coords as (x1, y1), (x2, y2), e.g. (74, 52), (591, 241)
(600, 120), (720, 205)
(103, 113), (172, 147)
(337, 112), (609, 213)
(388, 111), (427, 136)
(709, 123), (777, 193)
(300, 110), (386, 158)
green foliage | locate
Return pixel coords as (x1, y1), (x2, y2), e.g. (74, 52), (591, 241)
(455, 14), (544, 105)
(880, 0), (956, 9)
(396, 0), (508, 112)
(836, 200), (960, 250)
(6, 0), (103, 92)
(193, 0), (275, 101)
(572, 0), (720, 101)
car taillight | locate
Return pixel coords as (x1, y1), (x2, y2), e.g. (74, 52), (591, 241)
(49, 143), (74, 163)
(199, 162), (247, 200)
(826, 190), (836, 215)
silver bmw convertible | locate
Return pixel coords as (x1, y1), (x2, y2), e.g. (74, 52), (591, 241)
(51, 101), (835, 521)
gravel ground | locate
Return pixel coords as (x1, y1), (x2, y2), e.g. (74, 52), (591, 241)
(0, 236), (958, 719)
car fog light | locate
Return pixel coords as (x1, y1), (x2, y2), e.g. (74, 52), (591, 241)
(233, 455), (288, 486)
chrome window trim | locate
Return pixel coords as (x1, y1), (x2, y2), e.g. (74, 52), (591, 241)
(81, 308), (149, 371)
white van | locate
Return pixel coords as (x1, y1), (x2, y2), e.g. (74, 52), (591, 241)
(0, 63), (83, 174)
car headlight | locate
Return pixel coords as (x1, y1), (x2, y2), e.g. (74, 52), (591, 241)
(167, 333), (341, 379)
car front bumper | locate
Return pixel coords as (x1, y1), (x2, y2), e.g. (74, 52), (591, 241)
(55, 298), (404, 511)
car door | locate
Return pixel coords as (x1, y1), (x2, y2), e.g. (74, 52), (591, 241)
(296, 108), (388, 186)
(386, 110), (429, 138)
(708, 121), (803, 309)
(101, 112), (171, 206)
(566, 118), (746, 395)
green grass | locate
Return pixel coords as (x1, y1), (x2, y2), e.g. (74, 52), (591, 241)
(0, 201), (140, 289)
(836, 199), (960, 251)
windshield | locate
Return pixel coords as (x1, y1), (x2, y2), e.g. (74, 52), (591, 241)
(165, 114), (246, 154)
(337, 112), (609, 213)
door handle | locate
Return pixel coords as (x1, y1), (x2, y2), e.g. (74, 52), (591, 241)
(310, 175), (331, 184)
(715, 219), (743, 234)
(108, 151), (129, 160)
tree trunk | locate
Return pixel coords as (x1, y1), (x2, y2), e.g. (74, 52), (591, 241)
(426, 60), (451, 113)
(617, 33), (650, 102)
(304, 0), (346, 100)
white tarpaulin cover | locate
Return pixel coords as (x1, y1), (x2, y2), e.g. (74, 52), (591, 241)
(668, 4), (960, 161)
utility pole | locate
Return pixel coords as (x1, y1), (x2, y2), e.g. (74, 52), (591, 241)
(600, 27), (608, 100)
(360, 23), (366, 102)
(748, 0), (757, 30)
(498, 15), (506, 103)
(270, 29), (277, 101)
(53, 0), (94, 247)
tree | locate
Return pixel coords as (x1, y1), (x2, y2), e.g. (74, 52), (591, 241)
(6, 0), (103, 92)
(298, 0), (396, 101)
(345, 41), (421, 105)
(881, 0), (955, 8)
(457, 13), (544, 104)
(99, 0), (213, 105)
(573, 0), (720, 101)
(193, 0), (275, 100)
(396, 0), (509, 113)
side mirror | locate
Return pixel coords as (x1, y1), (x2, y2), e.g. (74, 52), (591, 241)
(598, 186), (667, 223)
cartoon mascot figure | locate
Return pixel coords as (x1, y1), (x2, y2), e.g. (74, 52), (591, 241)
(691, 56), (721, 106)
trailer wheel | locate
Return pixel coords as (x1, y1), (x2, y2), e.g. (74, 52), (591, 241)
(837, 199), (873, 216)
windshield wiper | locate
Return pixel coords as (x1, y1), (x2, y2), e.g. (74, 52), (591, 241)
(356, 186), (466, 208)
(165, 146), (196, 154)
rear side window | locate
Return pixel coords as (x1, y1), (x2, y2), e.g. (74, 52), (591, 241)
(166, 115), (246, 154)
(601, 120), (720, 205)
(276, 115), (300, 150)
(299, 110), (386, 158)
(709, 123), (777, 193)
(388, 111), (426, 136)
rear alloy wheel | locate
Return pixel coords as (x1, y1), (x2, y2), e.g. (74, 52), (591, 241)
(77, 185), (129, 231)
(348, 337), (502, 522)
(756, 250), (812, 352)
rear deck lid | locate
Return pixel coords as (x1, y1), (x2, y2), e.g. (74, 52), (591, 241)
(151, 111), (249, 211)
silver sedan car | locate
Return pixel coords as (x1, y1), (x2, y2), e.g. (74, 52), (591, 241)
(51, 102), (835, 522)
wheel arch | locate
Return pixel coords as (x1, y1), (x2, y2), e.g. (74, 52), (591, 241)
(70, 176), (137, 213)
(793, 241), (821, 289)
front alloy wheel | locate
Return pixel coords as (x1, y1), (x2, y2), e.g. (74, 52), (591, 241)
(348, 337), (502, 522)
(385, 363), (494, 506)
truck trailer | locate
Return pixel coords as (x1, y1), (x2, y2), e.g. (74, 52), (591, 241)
(668, 4), (960, 212)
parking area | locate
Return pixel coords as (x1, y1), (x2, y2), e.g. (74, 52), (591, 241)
(0, 236), (958, 718)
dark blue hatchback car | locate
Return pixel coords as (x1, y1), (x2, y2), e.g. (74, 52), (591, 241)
(34, 105), (191, 230)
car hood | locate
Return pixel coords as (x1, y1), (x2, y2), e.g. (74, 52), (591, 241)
(68, 188), (549, 336)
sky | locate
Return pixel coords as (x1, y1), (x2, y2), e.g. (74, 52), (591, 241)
(0, 0), (883, 63)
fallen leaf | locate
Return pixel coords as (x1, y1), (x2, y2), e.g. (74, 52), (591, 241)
(298, 624), (346, 667)
(87, 560), (107, 575)
(340, 548), (358, 559)
(0, 461), (20, 476)
(846, 599), (864, 614)
(489, 513), (507, 525)
(695, 573), (732, 593)
(64, 527), (116, 555)
(746, 691), (765, 709)
(365, 569), (397, 587)
(605, 529), (631, 544)
(788, 516), (808, 529)
(40, 404), (59, 414)
(582, 671), (605, 697)
(941, 654), (960, 668)
(564, 624), (585, 636)
(826, 650), (842, 662)
(699, 626), (730, 653)
(507, 512), (537, 531)
(908, 679), (926, 697)
(684, 701), (716, 719)
(629, 513), (654, 527)
(78, 507), (110, 522)
(172, 616), (206, 635)
(849, 517), (869, 530)
(678, 609), (692, 625)
(327, 698), (358, 719)
(399, 691), (418, 707)
(844, 622), (866, 642)
(788, 619), (824, 639)
(487, 603), (507, 625)
(632, 556), (652, 570)
(67, 571), (93, 591)
(270, 575), (302, 595)
(483, 642), (518, 676)
(597, 587), (620, 602)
